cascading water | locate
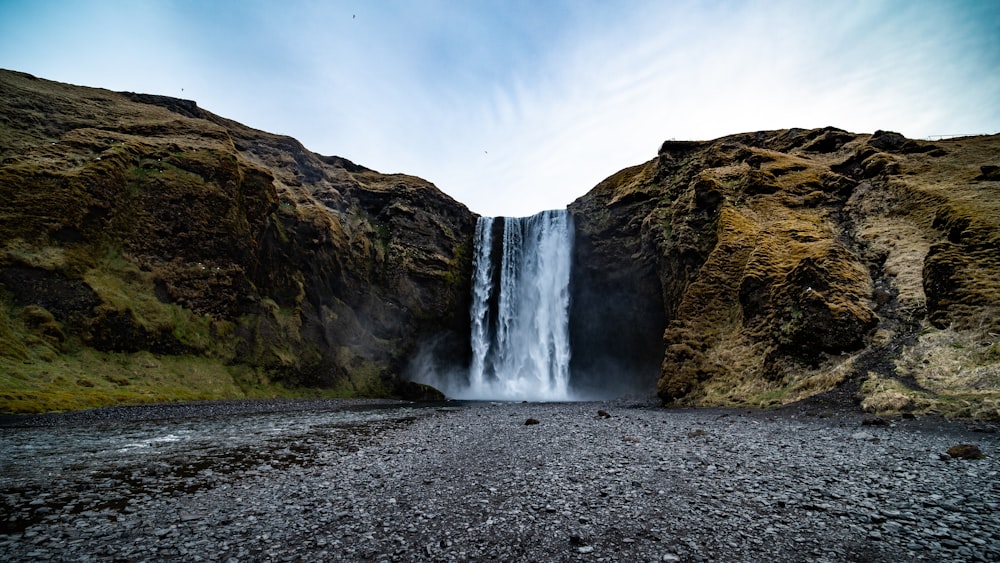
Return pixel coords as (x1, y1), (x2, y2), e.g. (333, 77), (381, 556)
(461, 209), (574, 401)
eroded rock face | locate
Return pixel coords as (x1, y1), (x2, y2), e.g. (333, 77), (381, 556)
(3, 70), (997, 414)
(0, 70), (475, 395)
(570, 127), (1000, 410)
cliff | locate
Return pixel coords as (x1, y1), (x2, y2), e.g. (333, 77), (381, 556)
(570, 127), (1000, 419)
(0, 70), (474, 412)
(4, 70), (998, 419)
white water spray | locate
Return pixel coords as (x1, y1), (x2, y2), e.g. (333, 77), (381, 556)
(456, 209), (574, 400)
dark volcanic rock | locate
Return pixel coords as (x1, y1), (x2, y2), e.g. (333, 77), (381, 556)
(977, 164), (1000, 180)
(3, 401), (999, 562)
(397, 381), (446, 402)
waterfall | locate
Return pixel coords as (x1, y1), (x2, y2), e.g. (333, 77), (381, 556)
(462, 209), (574, 401)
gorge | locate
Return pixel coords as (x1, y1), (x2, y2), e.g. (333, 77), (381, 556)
(1, 70), (999, 419)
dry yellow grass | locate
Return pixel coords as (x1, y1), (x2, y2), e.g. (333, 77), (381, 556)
(857, 218), (931, 314)
(858, 323), (1000, 419)
(860, 373), (932, 414)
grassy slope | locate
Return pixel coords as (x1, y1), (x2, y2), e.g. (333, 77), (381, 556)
(0, 296), (375, 414)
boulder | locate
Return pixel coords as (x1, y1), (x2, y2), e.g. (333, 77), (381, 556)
(946, 444), (985, 460)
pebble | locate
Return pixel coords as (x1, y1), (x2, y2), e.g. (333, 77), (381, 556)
(1, 399), (998, 562)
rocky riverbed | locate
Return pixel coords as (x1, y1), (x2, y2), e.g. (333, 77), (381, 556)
(1, 398), (998, 562)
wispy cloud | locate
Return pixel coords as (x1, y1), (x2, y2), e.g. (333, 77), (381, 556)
(2, 0), (997, 216)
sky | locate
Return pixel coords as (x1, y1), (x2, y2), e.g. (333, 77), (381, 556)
(2, 0), (999, 217)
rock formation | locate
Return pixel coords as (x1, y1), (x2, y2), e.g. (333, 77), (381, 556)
(3, 70), (998, 418)
(570, 127), (1000, 418)
(0, 70), (475, 410)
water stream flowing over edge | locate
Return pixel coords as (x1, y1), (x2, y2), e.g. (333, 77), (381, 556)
(444, 210), (574, 401)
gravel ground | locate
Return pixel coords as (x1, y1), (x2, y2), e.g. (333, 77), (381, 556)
(1, 398), (999, 562)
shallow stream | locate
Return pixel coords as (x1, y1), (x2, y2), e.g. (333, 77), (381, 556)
(0, 400), (436, 535)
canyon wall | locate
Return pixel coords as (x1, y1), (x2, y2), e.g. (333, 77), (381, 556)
(0, 70), (475, 409)
(570, 128), (1000, 418)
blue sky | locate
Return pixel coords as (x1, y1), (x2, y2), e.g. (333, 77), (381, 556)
(2, 0), (998, 216)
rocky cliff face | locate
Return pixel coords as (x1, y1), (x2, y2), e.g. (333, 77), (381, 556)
(4, 70), (997, 418)
(570, 127), (1000, 418)
(0, 70), (475, 410)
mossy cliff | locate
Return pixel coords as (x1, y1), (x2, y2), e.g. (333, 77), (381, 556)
(3, 70), (997, 419)
(570, 128), (1000, 419)
(0, 70), (474, 412)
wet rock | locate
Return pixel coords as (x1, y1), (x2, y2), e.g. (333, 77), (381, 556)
(861, 416), (890, 426)
(397, 381), (446, 402)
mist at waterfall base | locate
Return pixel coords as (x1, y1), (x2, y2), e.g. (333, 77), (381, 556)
(407, 209), (655, 401)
